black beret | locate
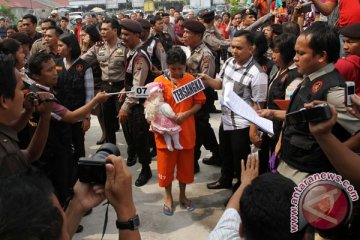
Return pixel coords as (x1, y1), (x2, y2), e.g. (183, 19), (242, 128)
(137, 19), (151, 29)
(120, 19), (143, 33)
(161, 12), (170, 17)
(241, 8), (257, 17)
(183, 20), (205, 34)
(340, 23), (360, 39)
(200, 10), (215, 22)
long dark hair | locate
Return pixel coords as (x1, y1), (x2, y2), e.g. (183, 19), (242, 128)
(58, 33), (81, 60)
(81, 24), (101, 43)
(0, 38), (21, 66)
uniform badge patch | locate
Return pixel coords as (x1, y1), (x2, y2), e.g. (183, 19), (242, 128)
(76, 64), (84, 72)
(312, 80), (323, 93)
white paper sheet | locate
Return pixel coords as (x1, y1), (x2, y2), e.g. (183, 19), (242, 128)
(223, 88), (274, 136)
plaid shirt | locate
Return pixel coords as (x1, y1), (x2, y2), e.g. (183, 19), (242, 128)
(220, 56), (268, 130)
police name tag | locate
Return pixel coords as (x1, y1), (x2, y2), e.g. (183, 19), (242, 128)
(132, 86), (150, 98)
(172, 78), (205, 103)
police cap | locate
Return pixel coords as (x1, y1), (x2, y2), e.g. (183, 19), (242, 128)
(137, 19), (152, 30)
(183, 20), (205, 34)
(200, 10), (215, 22)
(340, 23), (360, 39)
(120, 19), (143, 33)
(161, 13), (170, 17)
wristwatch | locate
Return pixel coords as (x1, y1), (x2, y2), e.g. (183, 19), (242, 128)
(116, 214), (140, 230)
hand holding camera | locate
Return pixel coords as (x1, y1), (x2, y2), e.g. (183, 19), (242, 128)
(285, 102), (333, 125)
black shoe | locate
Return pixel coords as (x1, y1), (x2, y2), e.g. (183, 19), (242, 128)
(75, 225), (84, 233)
(127, 156), (137, 167)
(96, 138), (105, 145)
(150, 148), (157, 158)
(194, 161), (200, 174)
(202, 156), (221, 166)
(135, 166), (152, 187)
(207, 180), (232, 189)
(210, 108), (222, 113)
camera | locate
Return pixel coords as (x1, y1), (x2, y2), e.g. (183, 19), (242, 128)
(345, 82), (355, 107)
(28, 84), (59, 104)
(78, 143), (121, 184)
(286, 103), (332, 125)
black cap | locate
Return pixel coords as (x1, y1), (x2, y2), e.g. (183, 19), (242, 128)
(161, 13), (170, 17)
(200, 10), (215, 22)
(241, 8), (257, 18)
(120, 19), (143, 33)
(183, 20), (205, 34)
(340, 23), (360, 39)
(137, 19), (152, 30)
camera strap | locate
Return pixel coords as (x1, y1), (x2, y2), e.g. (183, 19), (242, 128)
(101, 201), (110, 240)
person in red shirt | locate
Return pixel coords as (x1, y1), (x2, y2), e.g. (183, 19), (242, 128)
(220, 12), (230, 39)
(310, 0), (360, 28)
(335, 23), (360, 94)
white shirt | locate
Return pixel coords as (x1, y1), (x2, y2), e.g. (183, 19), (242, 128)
(208, 208), (243, 240)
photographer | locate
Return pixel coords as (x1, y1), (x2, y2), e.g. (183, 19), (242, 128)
(0, 155), (141, 240)
(0, 53), (52, 177)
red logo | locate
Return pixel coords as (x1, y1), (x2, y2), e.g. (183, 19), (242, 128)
(301, 182), (350, 230)
(76, 64), (84, 72)
(312, 81), (323, 93)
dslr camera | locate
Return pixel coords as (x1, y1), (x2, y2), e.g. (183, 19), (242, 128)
(286, 103), (332, 125)
(78, 143), (121, 184)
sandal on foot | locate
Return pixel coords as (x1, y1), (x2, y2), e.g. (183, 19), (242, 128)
(163, 204), (174, 216)
(180, 199), (195, 212)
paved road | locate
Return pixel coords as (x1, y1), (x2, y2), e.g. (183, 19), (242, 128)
(74, 99), (232, 240)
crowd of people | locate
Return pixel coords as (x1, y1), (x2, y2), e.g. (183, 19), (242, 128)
(0, 0), (360, 239)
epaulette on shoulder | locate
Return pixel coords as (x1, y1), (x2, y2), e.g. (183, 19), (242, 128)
(95, 41), (105, 46)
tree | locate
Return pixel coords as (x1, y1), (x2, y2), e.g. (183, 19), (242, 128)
(0, 6), (16, 22)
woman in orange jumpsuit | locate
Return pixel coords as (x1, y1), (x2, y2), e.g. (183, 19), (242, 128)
(153, 47), (206, 216)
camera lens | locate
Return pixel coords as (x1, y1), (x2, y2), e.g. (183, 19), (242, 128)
(93, 143), (121, 161)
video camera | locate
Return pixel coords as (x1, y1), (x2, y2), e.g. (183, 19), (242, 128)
(28, 84), (59, 104)
(285, 103), (332, 125)
(78, 143), (121, 184)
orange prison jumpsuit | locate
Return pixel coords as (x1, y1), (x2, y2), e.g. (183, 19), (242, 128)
(154, 73), (206, 187)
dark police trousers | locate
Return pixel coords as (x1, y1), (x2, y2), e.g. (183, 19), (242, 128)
(121, 104), (151, 166)
(100, 82), (122, 144)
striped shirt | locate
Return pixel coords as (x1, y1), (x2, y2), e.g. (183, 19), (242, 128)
(220, 56), (268, 131)
(208, 208), (243, 240)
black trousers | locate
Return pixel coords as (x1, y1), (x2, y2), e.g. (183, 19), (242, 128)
(121, 104), (151, 166)
(219, 124), (251, 183)
(101, 83), (122, 144)
(194, 117), (220, 161)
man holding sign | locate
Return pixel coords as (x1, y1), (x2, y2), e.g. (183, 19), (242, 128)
(118, 19), (153, 187)
(199, 30), (268, 191)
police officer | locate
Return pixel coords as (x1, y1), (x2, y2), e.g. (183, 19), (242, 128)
(119, 19), (153, 187)
(150, 15), (173, 52)
(200, 11), (230, 74)
(137, 19), (167, 76)
(81, 18), (126, 145)
(182, 20), (221, 173)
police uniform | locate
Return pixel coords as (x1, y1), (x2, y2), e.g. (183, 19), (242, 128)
(152, 31), (173, 52)
(279, 64), (360, 182)
(183, 20), (221, 171)
(120, 19), (153, 186)
(0, 124), (29, 177)
(29, 38), (46, 56)
(137, 19), (168, 72)
(81, 38), (126, 144)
